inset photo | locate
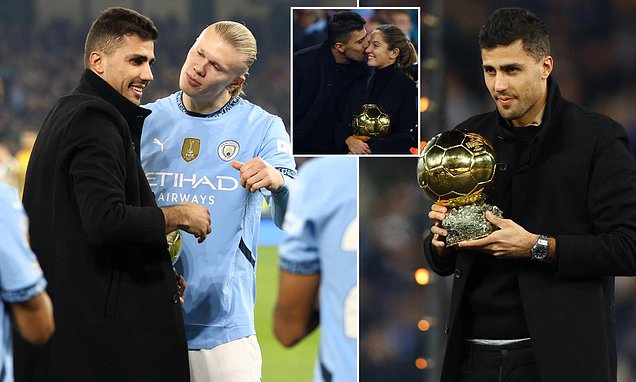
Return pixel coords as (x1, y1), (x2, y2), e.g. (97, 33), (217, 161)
(292, 8), (420, 155)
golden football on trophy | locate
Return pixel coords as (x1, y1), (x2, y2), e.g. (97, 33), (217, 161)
(417, 129), (502, 246)
(166, 230), (182, 265)
(352, 104), (391, 139)
(418, 130), (496, 206)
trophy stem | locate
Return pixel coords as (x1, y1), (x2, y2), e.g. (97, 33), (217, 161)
(442, 203), (503, 247)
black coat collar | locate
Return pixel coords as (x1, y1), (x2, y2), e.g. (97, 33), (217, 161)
(495, 77), (563, 143)
(75, 69), (151, 130)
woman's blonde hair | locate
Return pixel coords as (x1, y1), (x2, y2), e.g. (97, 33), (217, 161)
(210, 21), (257, 97)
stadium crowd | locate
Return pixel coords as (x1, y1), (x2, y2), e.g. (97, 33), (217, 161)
(0, 10), (290, 190)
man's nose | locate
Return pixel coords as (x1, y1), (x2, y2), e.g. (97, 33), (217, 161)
(141, 63), (154, 82)
(494, 73), (508, 92)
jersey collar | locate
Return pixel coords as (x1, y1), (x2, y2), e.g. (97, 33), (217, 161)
(175, 91), (240, 118)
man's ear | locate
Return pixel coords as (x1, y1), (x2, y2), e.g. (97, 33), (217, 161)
(334, 42), (345, 53)
(541, 56), (553, 79)
(227, 75), (246, 91)
(234, 75), (246, 86)
(89, 51), (105, 74)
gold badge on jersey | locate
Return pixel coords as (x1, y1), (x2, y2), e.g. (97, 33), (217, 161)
(181, 138), (201, 162)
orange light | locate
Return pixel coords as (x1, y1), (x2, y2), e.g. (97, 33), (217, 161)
(415, 357), (428, 369)
(420, 97), (430, 112)
(417, 319), (431, 331)
(414, 268), (430, 285)
(419, 141), (427, 154)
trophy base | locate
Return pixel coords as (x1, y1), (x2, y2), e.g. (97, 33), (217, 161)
(442, 203), (503, 247)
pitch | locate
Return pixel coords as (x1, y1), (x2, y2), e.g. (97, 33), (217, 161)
(255, 246), (320, 381)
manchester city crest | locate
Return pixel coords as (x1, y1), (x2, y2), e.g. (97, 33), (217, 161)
(218, 140), (240, 161)
(181, 138), (200, 162)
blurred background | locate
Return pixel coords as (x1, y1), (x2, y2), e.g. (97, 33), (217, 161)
(293, 7), (418, 53)
(358, 0), (636, 382)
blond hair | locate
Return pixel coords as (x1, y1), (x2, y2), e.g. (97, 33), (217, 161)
(209, 21), (257, 97)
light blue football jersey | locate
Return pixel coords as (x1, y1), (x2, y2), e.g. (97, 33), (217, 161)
(0, 182), (47, 382)
(140, 92), (296, 349)
(279, 157), (358, 382)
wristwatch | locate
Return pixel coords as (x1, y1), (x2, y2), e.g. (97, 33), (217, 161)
(530, 234), (549, 262)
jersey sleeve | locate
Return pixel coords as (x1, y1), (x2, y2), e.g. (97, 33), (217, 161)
(258, 115), (297, 226)
(0, 185), (47, 303)
(279, 172), (320, 275)
(257, 116), (297, 178)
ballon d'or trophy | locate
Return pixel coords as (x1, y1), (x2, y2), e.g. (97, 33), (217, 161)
(352, 104), (391, 140)
(166, 230), (183, 266)
(417, 130), (502, 246)
(166, 230), (184, 295)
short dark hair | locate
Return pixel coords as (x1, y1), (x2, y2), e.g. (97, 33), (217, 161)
(479, 7), (550, 62)
(327, 11), (366, 46)
(84, 7), (159, 67)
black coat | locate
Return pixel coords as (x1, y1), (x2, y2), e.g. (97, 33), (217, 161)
(335, 64), (417, 154)
(424, 78), (636, 382)
(15, 70), (189, 382)
(293, 42), (367, 154)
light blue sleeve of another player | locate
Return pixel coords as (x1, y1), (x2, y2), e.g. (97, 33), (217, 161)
(280, 157), (358, 382)
(257, 116), (297, 228)
(278, 173), (320, 274)
(279, 157), (357, 273)
(0, 184), (47, 303)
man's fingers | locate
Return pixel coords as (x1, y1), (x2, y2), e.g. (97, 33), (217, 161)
(431, 225), (447, 237)
(177, 275), (187, 297)
(457, 236), (491, 249)
(431, 234), (447, 255)
(231, 157), (281, 192)
(428, 210), (446, 222)
(432, 237), (446, 248)
(195, 223), (210, 243)
(230, 160), (244, 170)
(431, 204), (447, 213)
(243, 172), (266, 192)
(485, 211), (505, 227)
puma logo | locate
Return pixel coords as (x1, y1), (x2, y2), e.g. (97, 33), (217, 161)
(152, 138), (168, 152)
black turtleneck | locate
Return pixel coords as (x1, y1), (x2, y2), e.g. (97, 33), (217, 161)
(462, 118), (544, 341)
(367, 63), (398, 103)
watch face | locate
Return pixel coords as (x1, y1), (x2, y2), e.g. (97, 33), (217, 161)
(531, 235), (549, 261)
(532, 249), (547, 260)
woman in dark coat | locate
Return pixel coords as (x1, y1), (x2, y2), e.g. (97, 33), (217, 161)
(336, 24), (418, 154)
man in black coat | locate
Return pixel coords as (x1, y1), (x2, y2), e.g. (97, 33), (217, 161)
(293, 11), (369, 154)
(424, 8), (636, 382)
(14, 8), (211, 382)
